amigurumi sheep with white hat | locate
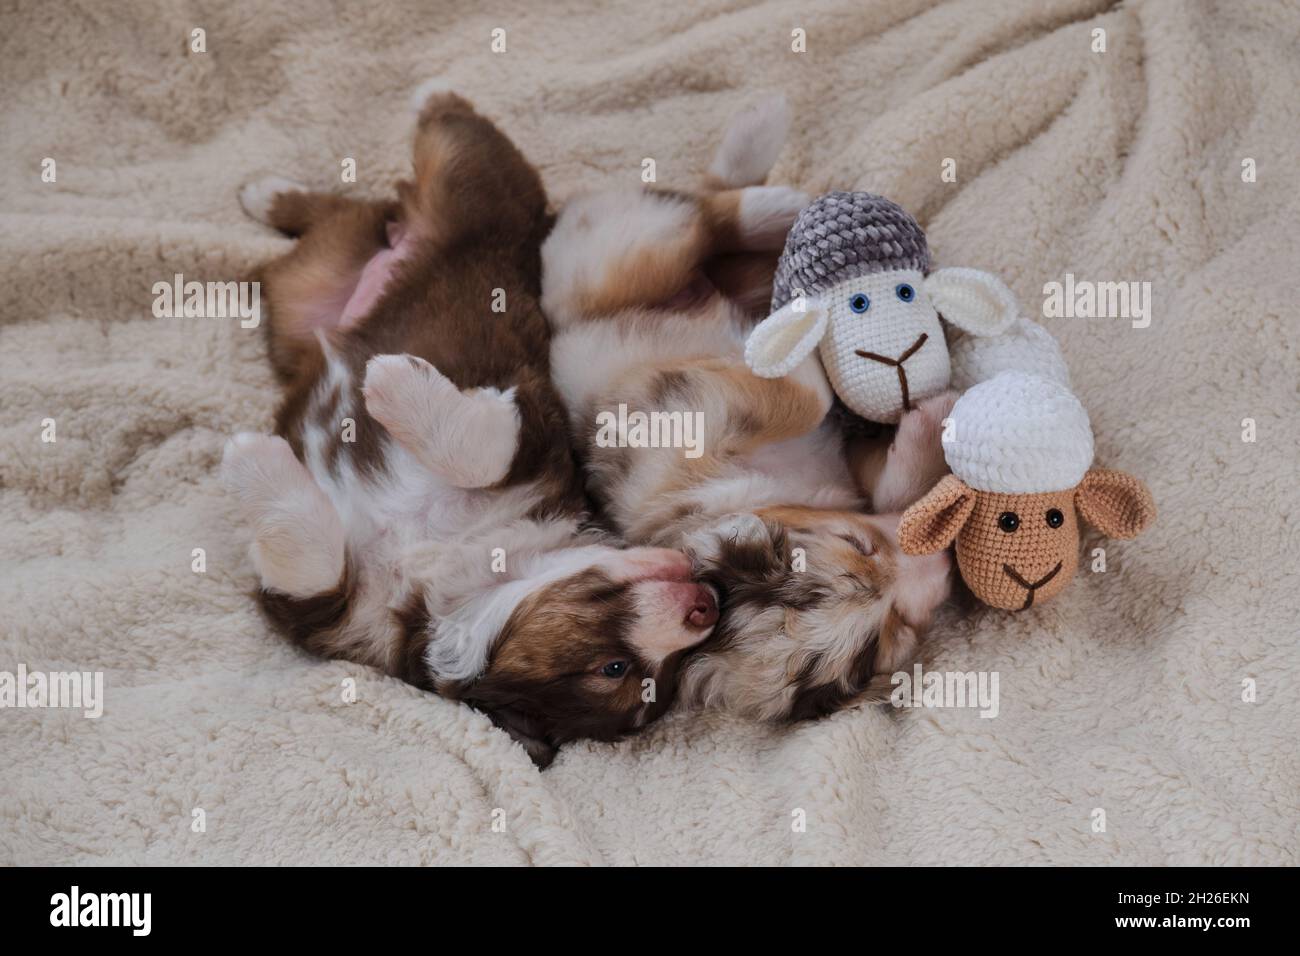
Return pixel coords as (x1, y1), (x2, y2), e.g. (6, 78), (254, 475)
(744, 190), (1022, 424)
(897, 370), (1156, 611)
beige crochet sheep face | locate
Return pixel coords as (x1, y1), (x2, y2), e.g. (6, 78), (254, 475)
(899, 469), (1156, 611)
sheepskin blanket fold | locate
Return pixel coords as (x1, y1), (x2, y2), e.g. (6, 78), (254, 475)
(2, 0), (1296, 865)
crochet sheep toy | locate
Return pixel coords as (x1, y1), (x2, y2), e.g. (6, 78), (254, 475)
(948, 315), (1071, 391)
(897, 371), (1156, 610)
(744, 190), (1020, 424)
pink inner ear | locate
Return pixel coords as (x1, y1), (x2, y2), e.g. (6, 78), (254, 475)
(338, 226), (417, 330)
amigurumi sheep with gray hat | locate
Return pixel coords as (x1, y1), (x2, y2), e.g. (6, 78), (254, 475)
(745, 190), (1021, 424)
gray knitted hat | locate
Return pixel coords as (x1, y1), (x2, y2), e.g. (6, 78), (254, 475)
(771, 191), (931, 311)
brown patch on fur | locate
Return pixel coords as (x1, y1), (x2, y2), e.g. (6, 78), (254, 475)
(698, 189), (770, 253)
(573, 216), (709, 317)
(558, 188), (778, 321)
(258, 562), (355, 660)
(680, 507), (924, 722)
(258, 197), (397, 384)
(393, 593), (436, 692)
(450, 569), (685, 758)
(703, 251), (782, 316)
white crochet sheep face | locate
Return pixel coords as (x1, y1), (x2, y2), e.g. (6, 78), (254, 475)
(819, 269), (948, 424)
(745, 266), (1022, 424)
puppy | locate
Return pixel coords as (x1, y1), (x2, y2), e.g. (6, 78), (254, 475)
(223, 89), (718, 768)
(543, 100), (952, 722)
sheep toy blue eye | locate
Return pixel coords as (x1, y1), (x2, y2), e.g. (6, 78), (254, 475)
(849, 293), (870, 313)
(895, 283), (915, 302)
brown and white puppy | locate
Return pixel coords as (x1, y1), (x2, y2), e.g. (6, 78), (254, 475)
(542, 100), (952, 722)
(222, 88), (717, 768)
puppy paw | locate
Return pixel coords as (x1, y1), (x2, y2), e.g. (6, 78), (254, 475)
(238, 176), (306, 225)
(363, 354), (519, 488)
(874, 390), (959, 512)
(219, 432), (345, 597)
(408, 77), (455, 113)
(362, 354), (453, 428)
(898, 390), (958, 459)
(409, 80), (474, 120)
(220, 432), (299, 501)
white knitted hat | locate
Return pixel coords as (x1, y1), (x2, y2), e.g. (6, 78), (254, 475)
(943, 371), (1094, 493)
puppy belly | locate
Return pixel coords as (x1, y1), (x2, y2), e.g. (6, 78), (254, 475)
(339, 227), (415, 329)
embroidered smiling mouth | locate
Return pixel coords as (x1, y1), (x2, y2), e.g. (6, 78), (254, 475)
(855, 332), (928, 411)
(1002, 562), (1063, 611)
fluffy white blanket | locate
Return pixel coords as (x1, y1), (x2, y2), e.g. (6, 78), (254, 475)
(2, 0), (1296, 864)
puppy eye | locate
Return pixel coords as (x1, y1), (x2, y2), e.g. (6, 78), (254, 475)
(895, 283), (915, 302)
(849, 293), (870, 313)
(1046, 508), (1065, 529)
(997, 511), (1020, 533)
(599, 661), (629, 678)
(838, 533), (874, 556)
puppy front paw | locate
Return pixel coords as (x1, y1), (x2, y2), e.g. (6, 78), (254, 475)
(238, 176), (306, 226)
(362, 354), (452, 430)
(363, 354), (519, 488)
(897, 390), (958, 460)
(874, 390), (959, 512)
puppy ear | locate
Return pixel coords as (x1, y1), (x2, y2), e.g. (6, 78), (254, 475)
(924, 267), (1018, 337)
(482, 703), (559, 770)
(898, 475), (976, 554)
(744, 297), (829, 378)
(1075, 468), (1156, 539)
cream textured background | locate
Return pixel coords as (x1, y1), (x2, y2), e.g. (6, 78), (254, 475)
(1, 0), (1297, 865)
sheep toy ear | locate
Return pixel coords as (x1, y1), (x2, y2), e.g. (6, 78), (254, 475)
(924, 267), (1018, 337)
(744, 298), (829, 378)
(898, 475), (977, 554)
(1075, 468), (1156, 539)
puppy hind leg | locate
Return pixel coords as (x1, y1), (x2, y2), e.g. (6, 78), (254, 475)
(220, 433), (346, 598)
(700, 185), (808, 253)
(257, 196), (396, 380)
(238, 178), (377, 239)
(362, 355), (521, 488)
(541, 189), (714, 322)
(405, 87), (546, 249)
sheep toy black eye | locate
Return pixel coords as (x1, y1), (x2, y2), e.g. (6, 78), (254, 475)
(1046, 508), (1065, 528)
(895, 283), (915, 302)
(849, 293), (870, 313)
(998, 511), (1020, 533)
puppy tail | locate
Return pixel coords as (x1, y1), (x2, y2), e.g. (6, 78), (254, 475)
(704, 94), (792, 190)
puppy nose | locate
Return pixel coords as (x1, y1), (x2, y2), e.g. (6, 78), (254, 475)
(686, 584), (719, 629)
